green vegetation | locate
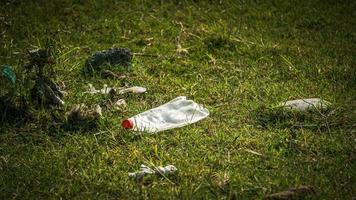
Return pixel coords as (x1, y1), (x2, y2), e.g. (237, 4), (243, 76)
(0, 0), (355, 199)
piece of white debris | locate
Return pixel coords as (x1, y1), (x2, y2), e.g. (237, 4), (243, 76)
(51, 93), (65, 106)
(279, 98), (330, 111)
(86, 84), (114, 94)
(114, 99), (127, 109)
(94, 104), (102, 116)
(128, 164), (177, 180)
(86, 84), (146, 95)
(118, 86), (147, 94)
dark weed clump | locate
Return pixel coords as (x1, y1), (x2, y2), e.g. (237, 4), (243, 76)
(253, 105), (334, 131)
(84, 48), (132, 74)
(61, 104), (101, 132)
(24, 48), (65, 107)
(23, 49), (54, 71)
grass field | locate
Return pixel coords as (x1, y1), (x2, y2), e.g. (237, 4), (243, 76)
(0, 0), (355, 199)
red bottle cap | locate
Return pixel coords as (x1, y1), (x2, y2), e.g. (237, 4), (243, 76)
(122, 119), (134, 129)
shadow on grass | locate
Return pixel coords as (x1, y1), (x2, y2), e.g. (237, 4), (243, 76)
(252, 105), (338, 132)
(0, 96), (32, 127)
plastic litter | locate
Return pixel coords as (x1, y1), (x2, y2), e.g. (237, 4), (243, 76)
(279, 98), (330, 111)
(86, 84), (114, 94)
(118, 86), (146, 94)
(114, 99), (127, 109)
(86, 84), (146, 95)
(128, 164), (177, 180)
(84, 48), (132, 73)
(1, 65), (16, 86)
(122, 96), (209, 133)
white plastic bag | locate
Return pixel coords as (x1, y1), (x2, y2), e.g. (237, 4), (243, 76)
(122, 96), (209, 133)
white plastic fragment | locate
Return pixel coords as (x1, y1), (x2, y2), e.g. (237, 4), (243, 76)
(85, 84), (146, 95)
(86, 84), (114, 94)
(94, 104), (102, 116)
(114, 99), (127, 109)
(122, 96), (209, 133)
(118, 86), (147, 94)
(128, 164), (177, 180)
(279, 98), (330, 111)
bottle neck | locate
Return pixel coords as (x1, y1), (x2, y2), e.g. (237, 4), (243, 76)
(122, 119), (134, 129)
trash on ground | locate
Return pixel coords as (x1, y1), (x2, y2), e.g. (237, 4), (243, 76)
(101, 69), (126, 79)
(67, 104), (102, 123)
(114, 99), (127, 110)
(118, 86), (146, 94)
(128, 164), (177, 180)
(1, 65), (16, 87)
(278, 98), (330, 111)
(86, 84), (146, 95)
(86, 84), (115, 95)
(122, 96), (209, 133)
(84, 48), (132, 73)
(266, 186), (314, 199)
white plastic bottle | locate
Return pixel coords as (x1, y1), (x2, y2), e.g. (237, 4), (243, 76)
(122, 96), (209, 133)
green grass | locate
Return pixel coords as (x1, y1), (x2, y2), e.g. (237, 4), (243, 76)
(0, 0), (355, 199)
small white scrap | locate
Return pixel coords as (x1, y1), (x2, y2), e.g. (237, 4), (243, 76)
(279, 98), (330, 111)
(86, 84), (146, 95)
(52, 94), (65, 106)
(119, 86), (147, 94)
(94, 104), (102, 116)
(114, 99), (126, 109)
(128, 164), (177, 180)
(86, 84), (114, 94)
